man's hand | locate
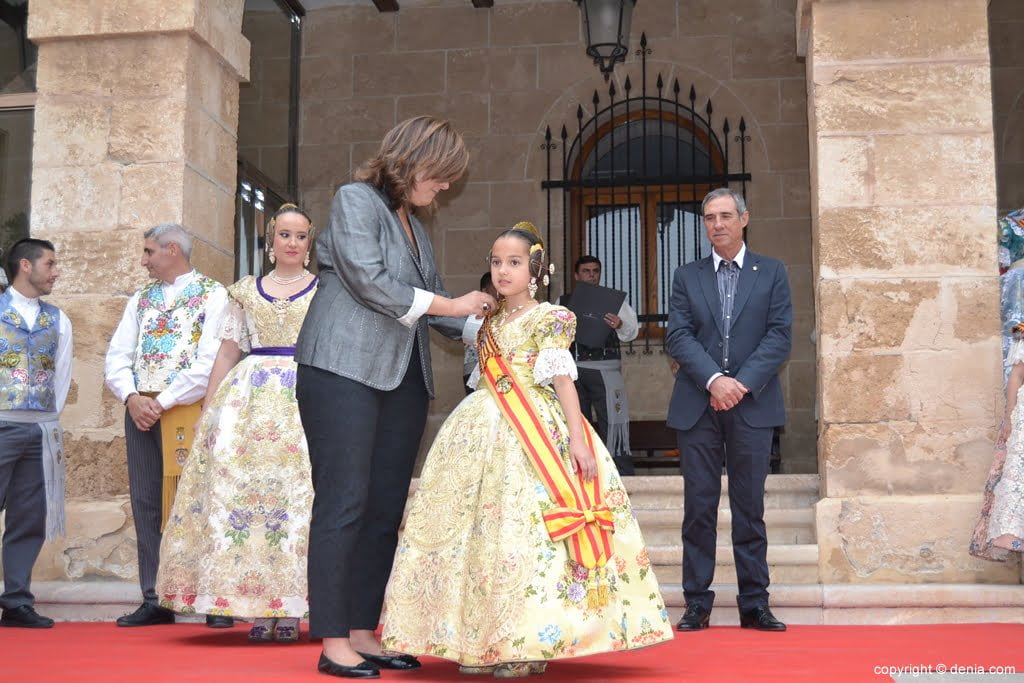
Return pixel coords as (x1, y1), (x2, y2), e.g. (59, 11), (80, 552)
(127, 394), (163, 431)
(709, 376), (748, 411)
(603, 312), (622, 329)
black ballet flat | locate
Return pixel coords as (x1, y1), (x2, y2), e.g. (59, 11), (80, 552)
(357, 651), (422, 670)
(317, 652), (380, 679)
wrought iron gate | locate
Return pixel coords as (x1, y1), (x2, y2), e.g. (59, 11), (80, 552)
(541, 34), (752, 352)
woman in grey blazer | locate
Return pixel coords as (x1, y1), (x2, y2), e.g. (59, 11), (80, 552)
(294, 116), (494, 679)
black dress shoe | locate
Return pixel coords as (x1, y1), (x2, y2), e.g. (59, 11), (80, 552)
(206, 614), (234, 628)
(676, 603), (711, 631)
(739, 605), (787, 631)
(116, 603), (175, 627)
(0, 605), (55, 629)
(317, 653), (380, 679)
(357, 652), (422, 670)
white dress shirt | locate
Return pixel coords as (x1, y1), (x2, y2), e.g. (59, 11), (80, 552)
(706, 243), (747, 390)
(615, 301), (639, 343)
(104, 270), (228, 411)
(0, 285), (74, 423)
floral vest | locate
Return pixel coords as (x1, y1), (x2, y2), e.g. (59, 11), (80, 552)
(133, 274), (222, 392)
(0, 290), (62, 411)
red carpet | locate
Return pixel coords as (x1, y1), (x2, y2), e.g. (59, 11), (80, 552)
(6, 623), (1022, 682)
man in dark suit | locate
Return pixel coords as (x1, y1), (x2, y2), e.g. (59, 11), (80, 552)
(666, 188), (792, 632)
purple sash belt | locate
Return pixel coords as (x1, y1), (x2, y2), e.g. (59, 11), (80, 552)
(249, 346), (296, 356)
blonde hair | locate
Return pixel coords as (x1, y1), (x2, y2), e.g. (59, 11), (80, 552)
(354, 116), (469, 212)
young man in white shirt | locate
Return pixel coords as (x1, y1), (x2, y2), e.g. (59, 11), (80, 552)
(0, 239), (73, 629)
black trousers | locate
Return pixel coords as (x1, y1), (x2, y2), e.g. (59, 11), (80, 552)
(124, 412), (163, 605)
(296, 352), (428, 638)
(576, 367), (634, 475)
(675, 406), (773, 613)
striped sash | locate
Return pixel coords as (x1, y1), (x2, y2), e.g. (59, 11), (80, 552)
(478, 314), (614, 569)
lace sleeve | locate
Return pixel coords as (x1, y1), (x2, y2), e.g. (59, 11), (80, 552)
(466, 364), (481, 391)
(217, 299), (251, 352)
(533, 348), (577, 386)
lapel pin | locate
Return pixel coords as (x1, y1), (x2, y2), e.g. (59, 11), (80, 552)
(752, 265), (758, 271)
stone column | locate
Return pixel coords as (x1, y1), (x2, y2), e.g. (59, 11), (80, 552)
(26, 0), (248, 501)
(800, 0), (1017, 584)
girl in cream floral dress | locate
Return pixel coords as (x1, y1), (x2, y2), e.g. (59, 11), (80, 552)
(382, 224), (671, 678)
(156, 205), (317, 642)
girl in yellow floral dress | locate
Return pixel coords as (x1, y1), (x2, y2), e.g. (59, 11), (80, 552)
(381, 223), (672, 678)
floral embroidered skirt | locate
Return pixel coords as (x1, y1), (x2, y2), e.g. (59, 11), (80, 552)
(156, 355), (312, 618)
(381, 388), (673, 665)
(971, 438), (1024, 562)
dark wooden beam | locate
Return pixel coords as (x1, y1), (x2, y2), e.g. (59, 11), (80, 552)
(471, 0), (495, 7)
(373, 0), (399, 11)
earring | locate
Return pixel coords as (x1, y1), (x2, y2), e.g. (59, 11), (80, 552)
(303, 252), (310, 267)
(528, 277), (538, 299)
(267, 246), (276, 264)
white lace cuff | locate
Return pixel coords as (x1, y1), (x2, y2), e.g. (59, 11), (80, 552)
(533, 348), (577, 386)
(217, 301), (250, 352)
(466, 364), (481, 390)
(1009, 340), (1024, 366)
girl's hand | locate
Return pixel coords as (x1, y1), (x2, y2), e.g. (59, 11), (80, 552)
(570, 439), (597, 481)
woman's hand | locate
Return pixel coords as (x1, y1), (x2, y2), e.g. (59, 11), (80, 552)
(450, 291), (496, 317)
(569, 438), (597, 481)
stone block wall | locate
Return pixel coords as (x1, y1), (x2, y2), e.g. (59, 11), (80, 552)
(989, 0), (1024, 214)
(297, 0), (817, 472)
(25, 0), (249, 498)
(239, 8), (293, 191)
(805, 0), (1010, 583)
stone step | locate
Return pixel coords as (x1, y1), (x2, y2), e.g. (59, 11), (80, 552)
(648, 543), (820, 584)
(624, 474), (820, 510)
(635, 508), (816, 545)
(34, 580), (1024, 625)
(660, 584), (1024, 625)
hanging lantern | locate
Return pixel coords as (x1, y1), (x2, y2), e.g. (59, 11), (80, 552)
(575, 0), (636, 81)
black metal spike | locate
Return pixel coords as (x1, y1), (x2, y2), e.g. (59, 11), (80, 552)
(576, 104), (584, 122)
(609, 80), (616, 98)
(723, 118), (730, 134)
(656, 73), (664, 92)
(545, 126), (552, 142)
(640, 32), (647, 49)
(624, 75), (632, 94)
(673, 78), (680, 96)
(739, 117), (747, 133)
(592, 90), (600, 107)
(705, 99), (713, 117)
(560, 124), (568, 141)
(689, 85), (696, 105)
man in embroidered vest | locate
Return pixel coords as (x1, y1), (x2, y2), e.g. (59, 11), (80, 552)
(104, 223), (229, 628)
(0, 239), (73, 629)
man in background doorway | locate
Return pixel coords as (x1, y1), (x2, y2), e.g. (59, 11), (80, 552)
(559, 256), (638, 475)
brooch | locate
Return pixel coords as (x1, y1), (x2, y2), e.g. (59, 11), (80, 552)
(495, 374), (514, 394)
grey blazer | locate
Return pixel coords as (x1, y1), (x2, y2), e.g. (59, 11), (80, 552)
(294, 182), (466, 398)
